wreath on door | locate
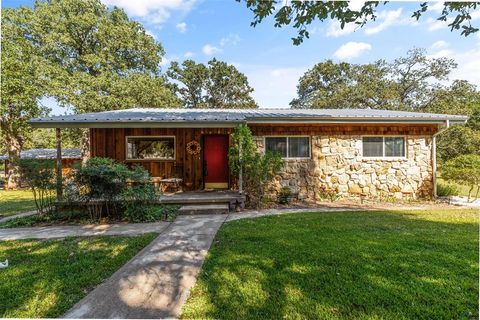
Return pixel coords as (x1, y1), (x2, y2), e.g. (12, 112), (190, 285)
(186, 140), (201, 155)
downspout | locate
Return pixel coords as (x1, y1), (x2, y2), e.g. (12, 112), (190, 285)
(432, 120), (450, 198)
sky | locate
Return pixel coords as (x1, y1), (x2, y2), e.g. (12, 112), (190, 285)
(4, 0), (480, 114)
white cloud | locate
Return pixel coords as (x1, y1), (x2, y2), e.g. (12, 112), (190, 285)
(202, 44), (222, 55)
(426, 17), (448, 31)
(241, 65), (307, 108)
(201, 33), (240, 56)
(429, 1), (445, 14)
(184, 51), (195, 58)
(430, 40), (449, 50)
(220, 33), (240, 47)
(333, 41), (372, 60)
(348, 0), (365, 12)
(428, 42), (480, 84)
(176, 22), (187, 33)
(326, 21), (358, 37)
(101, 0), (195, 25)
(364, 8), (405, 35)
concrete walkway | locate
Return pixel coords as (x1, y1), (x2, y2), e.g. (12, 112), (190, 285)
(64, 214), (228, 319)
(0, 221), (170, 241)
(0, 210), (37, 224)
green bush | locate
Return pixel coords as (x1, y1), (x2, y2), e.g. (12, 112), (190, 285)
(123, 204), (179, 223)
(229, 124), (284, 209)
(16, 159), (56, 215)
(277, 186), (293, 204)
(73, 158), (155, 219)
(443, 154), (480, 201)
(436, 182), (460, 197)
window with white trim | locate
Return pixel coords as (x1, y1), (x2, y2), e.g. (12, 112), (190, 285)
(126, 136), (175, 160)
(362, 137), (405, 158)
(265, 137), (310, 159)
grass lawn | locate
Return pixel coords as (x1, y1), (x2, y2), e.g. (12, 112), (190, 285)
(0, 234), (156, 318)
(183, 209), (479, 319)
(0, 189), (37, 217)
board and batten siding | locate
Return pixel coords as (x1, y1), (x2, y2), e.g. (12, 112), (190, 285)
(90, 128), (233, 191)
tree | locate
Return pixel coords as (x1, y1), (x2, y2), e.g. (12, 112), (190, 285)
(167, 58), (258, 109)
(167, 60), (208, 108)
(229, 125), (284, 208)
(437, 125), (480, 163)
(238, 1), (479, 45)
(443, 154), (480, 201)
(291, 48), (457, 111)
(206, 59), (258, 109)
(30, 0), (180, 158)
(0, 8), (48, 189)
(290, 60), (393, 109)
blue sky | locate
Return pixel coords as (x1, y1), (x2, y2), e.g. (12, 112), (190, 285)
(4, 0), (480, 114)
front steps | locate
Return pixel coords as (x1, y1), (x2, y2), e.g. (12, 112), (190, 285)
(178, 204), (229, 215)
(160, 191), (245, 215)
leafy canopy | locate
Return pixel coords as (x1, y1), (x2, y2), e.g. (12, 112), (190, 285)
(291, 48), (459, 111)
(238, 1), (479, 45)
(31, 0), (180, 114)
(442, 154), (480, 201)
(167, 58), (258, 109)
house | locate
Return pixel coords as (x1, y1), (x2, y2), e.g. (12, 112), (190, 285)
(1, 148), (81, 188)
(29, 108), (467, 201)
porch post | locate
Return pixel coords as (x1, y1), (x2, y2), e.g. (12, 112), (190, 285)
(238, 136), (243, 194)
(56, 127), (63, 200)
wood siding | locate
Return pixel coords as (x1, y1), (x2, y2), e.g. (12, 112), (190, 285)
(90, 124), (438, 190)
(90, 128), (233, 190)
(249, 124), (439, 136)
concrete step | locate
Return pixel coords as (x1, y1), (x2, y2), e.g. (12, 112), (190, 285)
(178, 203), (229, 215)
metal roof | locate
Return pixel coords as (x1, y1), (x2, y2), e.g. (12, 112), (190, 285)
(0, 148), (81, 161)
(28, 108), (469, 128)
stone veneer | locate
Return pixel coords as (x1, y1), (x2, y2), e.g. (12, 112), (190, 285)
(254, 135), (434, 201)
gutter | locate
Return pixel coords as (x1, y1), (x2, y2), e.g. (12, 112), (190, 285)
(432, 120), (451, 198)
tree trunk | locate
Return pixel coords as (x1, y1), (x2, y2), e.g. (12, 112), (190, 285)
(6, 136), (22, 189)
(81, 128), (91, 164)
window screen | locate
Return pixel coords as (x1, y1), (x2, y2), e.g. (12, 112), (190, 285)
(265, 137), (310, 158)
(288, 137), (310, 158)
(384, 137), (405, 157)
(126, 137), (175, 160)
(362, 137), (405, 158)
(362, 137), (383, 157)
(265, 137), (287, 158)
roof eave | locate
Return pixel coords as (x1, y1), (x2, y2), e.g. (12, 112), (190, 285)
(28, 120), (244, 129)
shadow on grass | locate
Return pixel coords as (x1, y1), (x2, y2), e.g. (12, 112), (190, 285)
(0, 234), (156, 318)
(183, 210), (479, 319)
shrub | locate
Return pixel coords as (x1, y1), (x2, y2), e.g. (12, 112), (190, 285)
(16, 159), (56, 215)
(436, 182), (460, 197)
(73, 158), (154, 219)
(229, 124), (284, 209)
(443, 154), (480, 202)
(278, 186), (293, 204)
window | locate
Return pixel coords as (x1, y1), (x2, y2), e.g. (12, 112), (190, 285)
(265, 137), (310, 159)
(126, 136), (175, 160)
(362, 137), (405, 158)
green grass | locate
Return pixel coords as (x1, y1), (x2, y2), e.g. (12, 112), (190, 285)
(0, 234), (157, 318)
(183, 209), (479, 319)
(0, 190), (37, 217)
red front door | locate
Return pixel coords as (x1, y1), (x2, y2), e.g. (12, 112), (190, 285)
(203, 135), (229, 189)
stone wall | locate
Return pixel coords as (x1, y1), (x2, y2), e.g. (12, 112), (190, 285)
(254, 135), (434, 201)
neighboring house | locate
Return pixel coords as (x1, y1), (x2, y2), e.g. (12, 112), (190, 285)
(1, 149), (81, 186)
(29, 109), (467, 200)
